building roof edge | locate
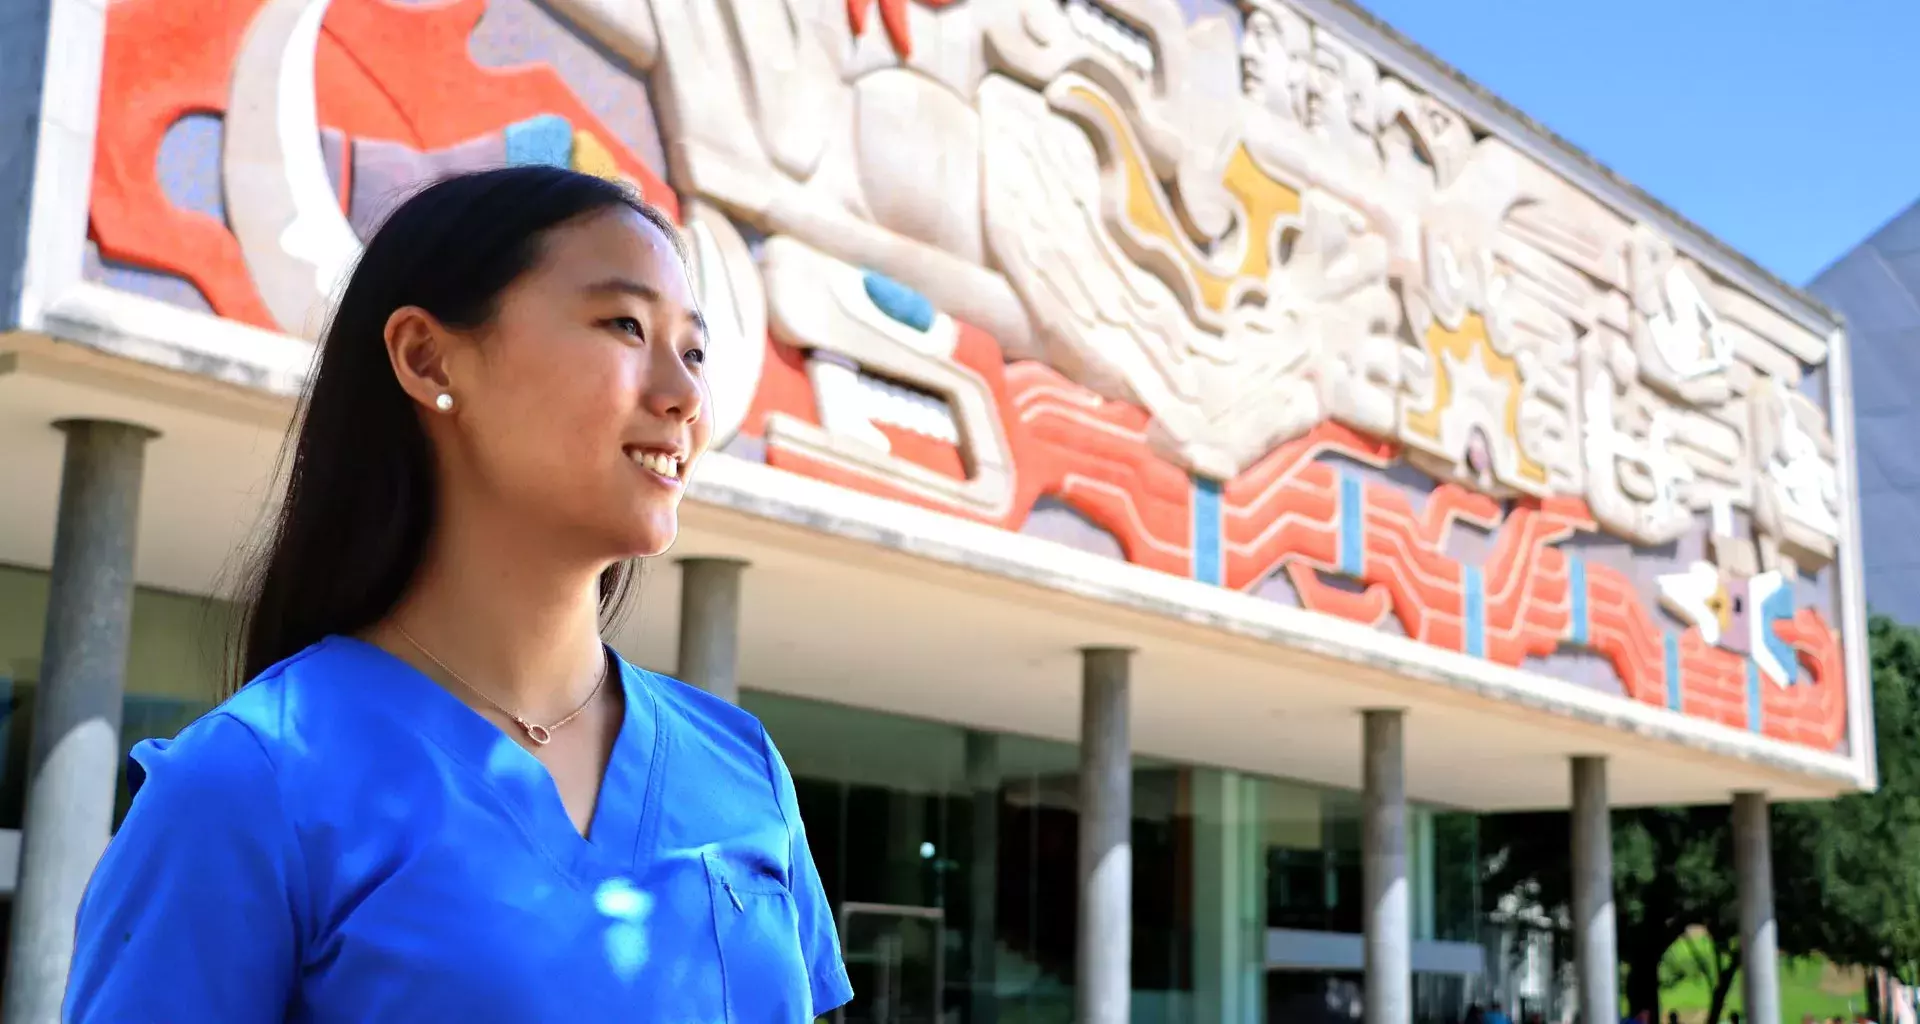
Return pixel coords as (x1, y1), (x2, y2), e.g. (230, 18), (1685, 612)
(1303, 0), (1842, 334)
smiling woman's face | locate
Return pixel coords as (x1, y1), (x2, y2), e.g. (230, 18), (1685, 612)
(418, 205), (712, 561)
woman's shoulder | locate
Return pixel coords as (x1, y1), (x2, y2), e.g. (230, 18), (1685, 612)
(123, 701), (293, 838)
(146, 637), (371, 791)
(193, 636), (352, 739)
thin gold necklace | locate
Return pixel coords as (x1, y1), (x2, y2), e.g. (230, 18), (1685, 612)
(393, 625), (606, 747)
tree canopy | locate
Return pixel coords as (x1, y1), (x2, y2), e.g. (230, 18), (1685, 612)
(1780, 614), (1920, 975)
(1479, 615), (1920, 1021)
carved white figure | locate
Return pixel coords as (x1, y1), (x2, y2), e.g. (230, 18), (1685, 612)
(980, 74), (1332, 479)
(1747, 569), (1799, 687)
(759, 236), (1017, 520)
(1631, 227), (1737, 401)
(1658, 560), (1731, 646)
(224, 0), (359, 337)
(1753, 378), (1842, 569)
(1583, 339), (1698, 544)
(683, 201), (767, 447)
(1767, 410), (1840, 537)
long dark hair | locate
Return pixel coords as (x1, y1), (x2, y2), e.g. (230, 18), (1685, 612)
(230, 166), (683, 692)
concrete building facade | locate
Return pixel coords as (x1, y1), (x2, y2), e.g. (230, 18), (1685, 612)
(1810, 199), (1920, 626)
(0, 0), (1877, 1021)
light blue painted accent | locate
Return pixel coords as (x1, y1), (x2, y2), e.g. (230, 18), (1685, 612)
(1758, 582), (1798, 686)
(1664, 634), (1683, 712)
(1747, 659), (1763, 733)
(504, 115), (573, 168)
(1337, 470), (1365, 576)
(861, 272), (936, 332)
(1192, 477), (1223, 585)
(1567, 554), (1589, 645)
(1463, 567), (1486, 658)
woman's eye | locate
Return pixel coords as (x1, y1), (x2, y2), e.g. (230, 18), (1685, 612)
(684, 347), (706, 367)
(606, 317), (643, 338)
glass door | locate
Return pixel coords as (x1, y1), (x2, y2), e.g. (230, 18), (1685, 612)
(836, 902), (945, 1024)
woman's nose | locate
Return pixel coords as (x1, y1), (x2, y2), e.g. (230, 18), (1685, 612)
(644, 346), (704, 424)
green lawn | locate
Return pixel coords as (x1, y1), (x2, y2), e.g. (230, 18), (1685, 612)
(1659, 937), (1864, 1023)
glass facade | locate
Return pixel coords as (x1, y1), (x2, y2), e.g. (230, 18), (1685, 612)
(743, 689), (1484, 1024)
(0, 564), (226, 829)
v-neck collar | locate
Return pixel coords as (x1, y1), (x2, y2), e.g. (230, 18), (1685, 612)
(319, 635), (662, 886)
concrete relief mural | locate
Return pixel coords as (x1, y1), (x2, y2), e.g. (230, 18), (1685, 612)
(87, 0), (1848, 752)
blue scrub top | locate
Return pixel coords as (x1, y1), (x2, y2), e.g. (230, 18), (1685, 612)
(66, 636), (853, 1022)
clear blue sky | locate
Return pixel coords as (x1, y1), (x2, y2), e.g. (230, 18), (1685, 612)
(1352, 0), (1920, 285)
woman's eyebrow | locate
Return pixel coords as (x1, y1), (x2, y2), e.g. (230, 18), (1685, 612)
(581, 277), (708, 341)
(580, 276), (657, 302)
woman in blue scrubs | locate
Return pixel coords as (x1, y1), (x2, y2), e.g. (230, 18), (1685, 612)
(65, 166), (852, 1022)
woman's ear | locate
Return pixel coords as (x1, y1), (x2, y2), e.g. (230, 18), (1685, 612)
(384, 306), (457, 412)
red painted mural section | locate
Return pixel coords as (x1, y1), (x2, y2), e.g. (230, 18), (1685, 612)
(1676, 633), (1749, 730)
(90, 0), (675, 330)
(1005, 362), (1195, 577)
(91, 0), (268, 322)
(742, 328), (1194, 576)
(730, 320), (1847, 750)
(1768, 611), (1848, 750)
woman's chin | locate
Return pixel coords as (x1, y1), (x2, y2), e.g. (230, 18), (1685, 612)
(618, 516), (681, 560)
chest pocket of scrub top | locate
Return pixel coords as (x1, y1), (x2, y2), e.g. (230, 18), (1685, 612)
(703, 850), (811, 1021)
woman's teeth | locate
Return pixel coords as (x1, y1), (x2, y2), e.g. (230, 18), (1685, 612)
(630, 450), (681, 479)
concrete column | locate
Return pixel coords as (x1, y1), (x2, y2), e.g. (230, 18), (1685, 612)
(1570, 756), (1619, 1024)
(675, 557), (746, 703)
(1734, 792), (1780, 1024)
(1362, 709), (1409, 1024)
(4, 420), (155, 1024)
(1076, 646), (1132, 1024)
(966, 731), (999, 1024)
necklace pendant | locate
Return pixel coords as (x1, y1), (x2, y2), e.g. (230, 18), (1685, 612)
(523, 723), (553, 746)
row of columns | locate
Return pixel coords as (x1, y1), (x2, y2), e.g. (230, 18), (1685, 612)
(676, 564), (1146, 1024)
(671, 562), (1146, 1024)
(7, 420), (1789, 1024)
(1357, 715), (1782, 1024)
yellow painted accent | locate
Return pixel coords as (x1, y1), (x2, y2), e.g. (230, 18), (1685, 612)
(1064, 85), (1299, 316)
(1223, 143), (1300, 283)
(1404, 314), (1548, 485)
(1705, 583), (1733, 637)
(1061, 80), (1546, 489)
(571, 129), (623, 182)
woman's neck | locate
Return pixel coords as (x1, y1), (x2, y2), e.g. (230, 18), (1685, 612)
(377, 498), (611, 720)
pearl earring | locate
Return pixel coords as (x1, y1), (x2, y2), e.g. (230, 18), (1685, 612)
(434, 393), (454, 412)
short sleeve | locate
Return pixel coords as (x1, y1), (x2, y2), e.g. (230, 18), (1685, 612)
(65, 712), (306, 1023)
(762, 727), (852, 1016)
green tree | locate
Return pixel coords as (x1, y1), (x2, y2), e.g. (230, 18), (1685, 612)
(1480, 615), (1920, 1022)
(1481, 803), (1740, 1020)
(1776, 615), (1920, 978)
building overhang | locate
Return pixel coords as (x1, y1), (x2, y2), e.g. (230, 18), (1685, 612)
(0, 334), (1874, 807)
